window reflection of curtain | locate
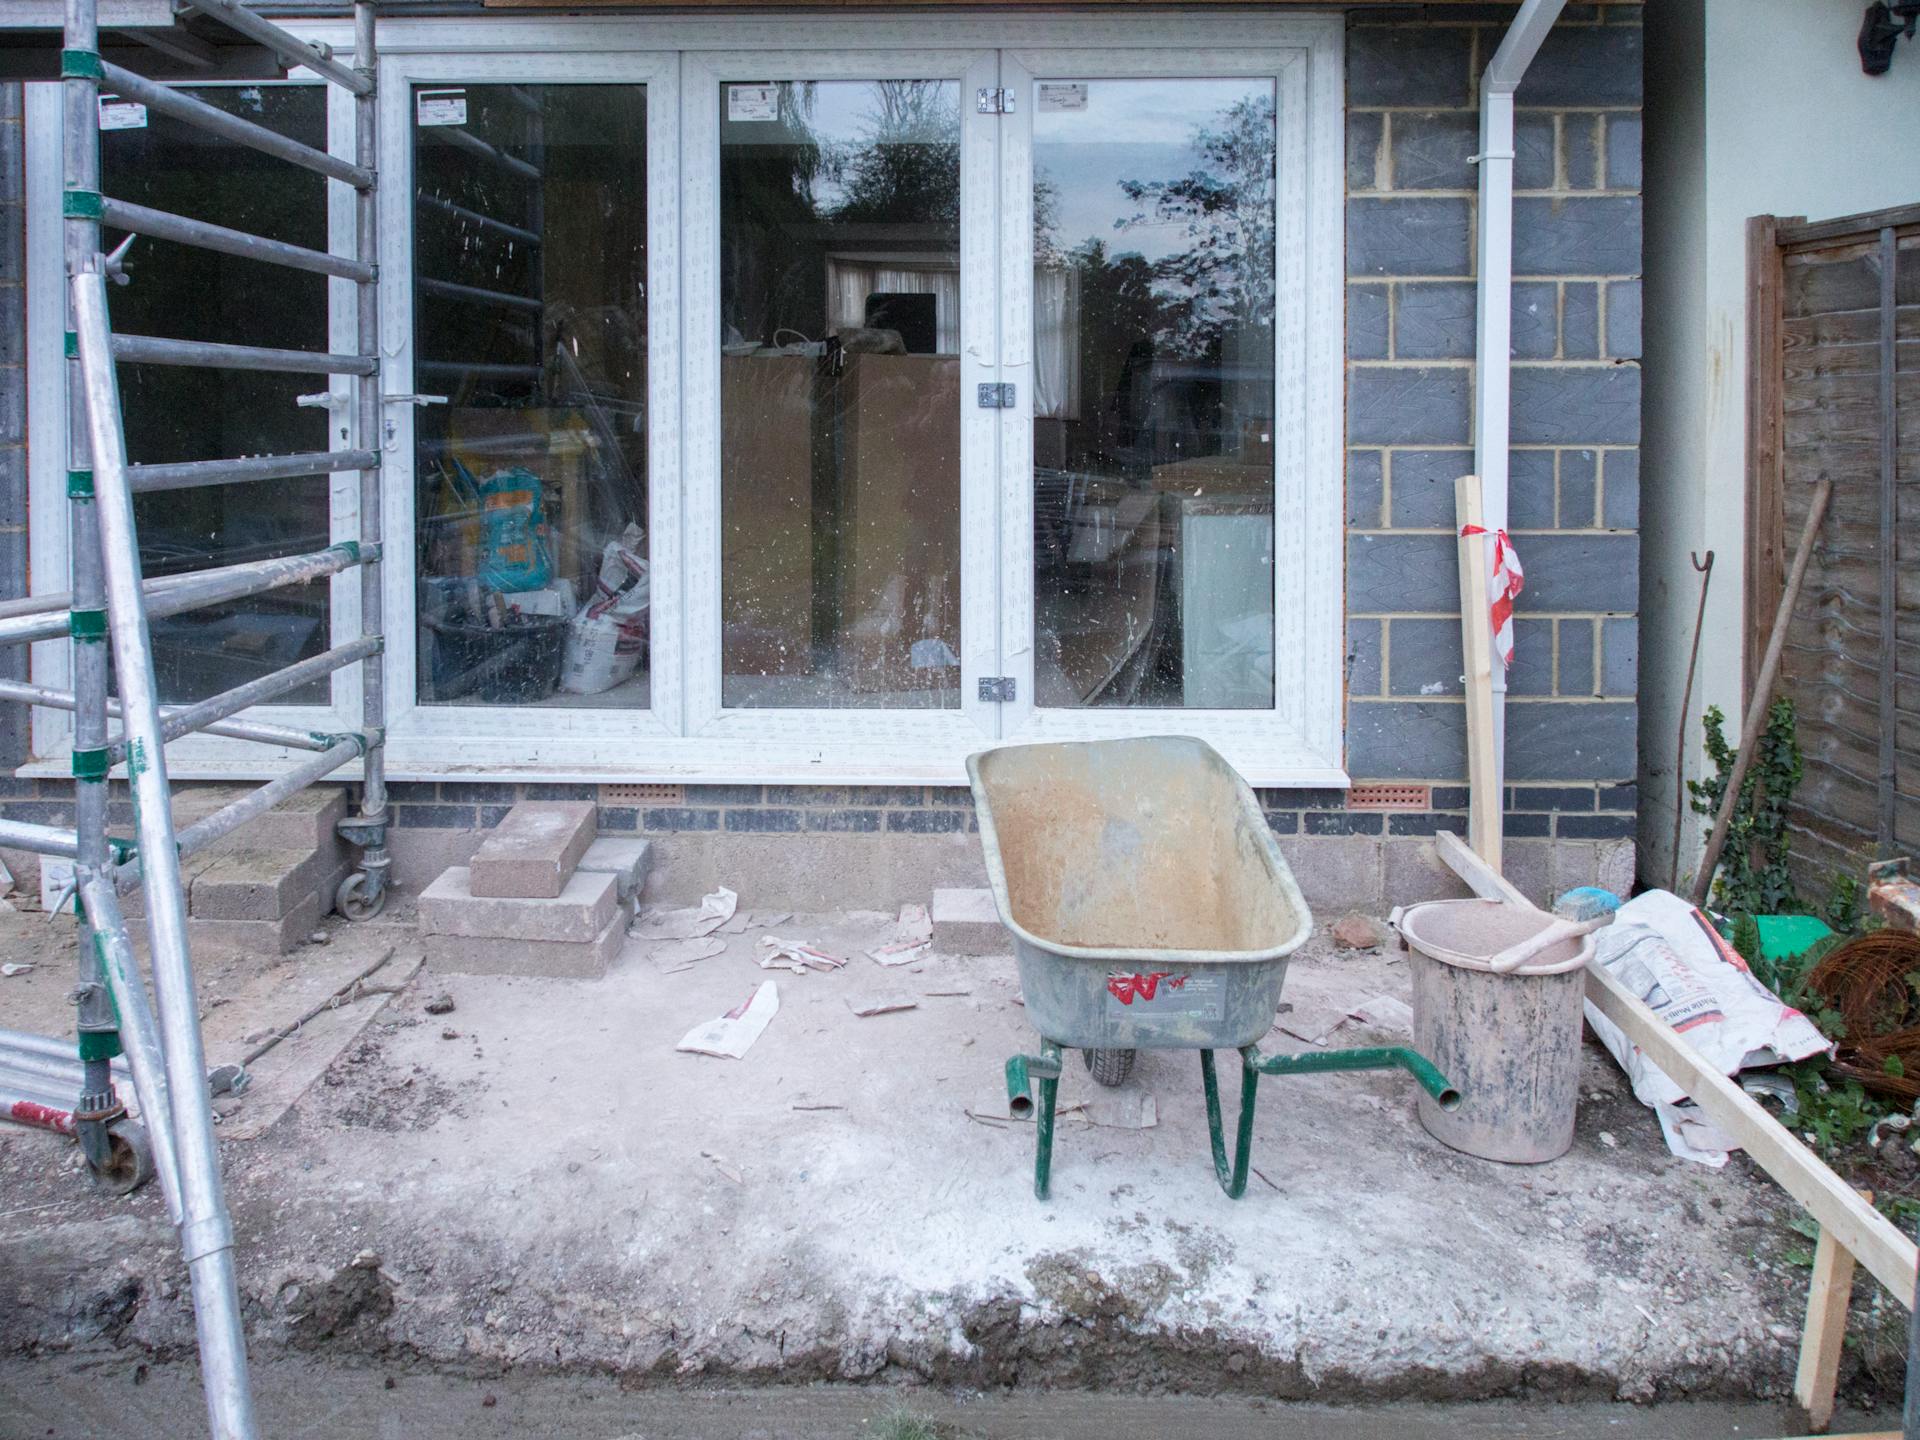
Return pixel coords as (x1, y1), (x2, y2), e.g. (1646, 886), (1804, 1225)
(824, 256), (1080, 419)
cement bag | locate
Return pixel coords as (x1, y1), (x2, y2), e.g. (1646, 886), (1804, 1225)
(1583, 888), (1830, 1166)
(561, 524), (650, 695)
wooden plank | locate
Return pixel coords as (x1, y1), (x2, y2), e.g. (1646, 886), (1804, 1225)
(1749, 215), (1787, 702)
(1453, 476), (1499, 872)
(1780, 202), (1920, 247)
(1794, 1220), (1861, 1433)
(1437, 829), (1531, 909)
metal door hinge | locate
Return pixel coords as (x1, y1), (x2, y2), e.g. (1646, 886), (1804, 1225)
(976, 87), (1015, 114)
(979, 676), (1016, 702)
(976, 382), (1016, 409)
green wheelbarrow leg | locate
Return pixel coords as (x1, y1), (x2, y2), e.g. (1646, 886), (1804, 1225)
(1200, 1048), (1263, 1199)
(1005, 1042), (1065, 1200)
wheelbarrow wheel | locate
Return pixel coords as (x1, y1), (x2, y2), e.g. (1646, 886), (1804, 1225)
(1083, 1048), (1136, 1088)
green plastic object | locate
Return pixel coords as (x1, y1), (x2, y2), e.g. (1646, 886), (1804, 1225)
(1754, 914), (1835, 964)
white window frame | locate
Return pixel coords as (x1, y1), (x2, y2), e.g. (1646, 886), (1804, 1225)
(21, 12), (1348, 787)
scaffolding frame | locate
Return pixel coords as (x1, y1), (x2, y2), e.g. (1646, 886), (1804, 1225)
(0, 3), (387, 1434)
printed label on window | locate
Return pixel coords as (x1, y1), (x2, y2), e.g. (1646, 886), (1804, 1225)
(1036, 82), (1089, 113)
(416, 89), (468, 127)
(97, 97), (147, 131)
(727, 84), (779, 123)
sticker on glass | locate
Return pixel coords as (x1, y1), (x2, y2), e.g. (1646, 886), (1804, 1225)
(97, 96), (147, 131)
(727, 84), (779, 123)
(1036, 82), (1089, 113)
(416, 89), (468, 128)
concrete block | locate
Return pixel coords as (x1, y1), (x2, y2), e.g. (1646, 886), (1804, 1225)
(1348, 282), (1390, 359)
(1387, 618), (1463, 697)
(1515, 23), (1643, 107)
(1564, 114), (1601, 191)
(1601, 617), (1638, 695)
(1346, 701), (1467, 781)
(1514, 196), (1642, 278)
(1602, 449), (1640, 529)
(223, 785), (350, 853)
(931, 887), (1008, 956)
(1388, 448), (1473, 529)
(1597, 838), (1637, 898)
(419, 866), (617, 943)
(1346, 111), (1383, 191)
(1382, 839), (1473, 907)
(190, 888), (322, 957)
(1348, 619), (1383, 698)
(467, 801), (597, 899)
(1506, 702), (1638, 782)
(1558, 619), (1597, 697)
(1390, 111), (1476, 191)
(1562, 283), (1600, 358)
(1347, 449), (1384, 527)
(1347, 24), (1472, 107)
(1508, 450), (1558, 529)
(1273, 837), (1380, 914)
(1349, 533), (1457, 613)
(1511, 365), (1641, 447)
(1605, 279), (1642, 359)
(1510, 534), (1639, 611)
(576, 836), (653, 903)
(1560, 449), (1599, 527)
(1348, 366), (1471, 446)
(1511, 282), (1559, 360)
(1347, 197), (1473, 277)
(1508, 618), (1555, 697)
(1514, 113), (1557, 190)
(1605, 114), (1643, 190)
(1393, 281), (1475, 360)
(190, 847), (330, 923)
(424, 908), (624, 980)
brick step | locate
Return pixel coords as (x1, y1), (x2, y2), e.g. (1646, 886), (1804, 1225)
(419, 866), (618, 943)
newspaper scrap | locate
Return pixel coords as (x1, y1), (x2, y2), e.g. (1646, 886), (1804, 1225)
(867, 902), (934, 966)
(649, 937), (727, 974)
(676, 980), (779, 1059)
(1084, 1091), (1158, 1130)
(1584, 888), (1829, 1166)
(849, 994), (917, 1017)
(0, 962), (32, 978)
(1346, 994), (1414, 1037)
(758, 936), (847, 974)
(631, 886), (737, 941)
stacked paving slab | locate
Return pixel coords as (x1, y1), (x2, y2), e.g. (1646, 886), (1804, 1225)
(121, 784), (356, 955)
(418, 801), (650, 979)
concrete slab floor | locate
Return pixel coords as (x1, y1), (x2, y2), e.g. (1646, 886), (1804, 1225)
(0, 907), (1878, 1410)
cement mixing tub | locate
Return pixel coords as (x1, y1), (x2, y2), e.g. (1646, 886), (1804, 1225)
(969, 736), (1461, 1200)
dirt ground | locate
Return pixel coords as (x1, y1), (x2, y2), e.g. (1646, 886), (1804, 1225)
(0, 900), (1886, 1412)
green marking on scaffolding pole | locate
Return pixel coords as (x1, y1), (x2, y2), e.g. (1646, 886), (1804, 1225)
(69, 607), (106, 643)
(72, 746), (110, 782)
(59, 48), (103, 80)
(62, 190), (103, 221)
(67, 469), (94, 498)
(63, 330), (77, 358)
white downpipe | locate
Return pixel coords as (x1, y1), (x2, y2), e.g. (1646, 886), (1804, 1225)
(1474, 0), (1567, 805)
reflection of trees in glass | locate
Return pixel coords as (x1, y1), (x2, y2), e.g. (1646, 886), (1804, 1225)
(823, 80), (959, 227)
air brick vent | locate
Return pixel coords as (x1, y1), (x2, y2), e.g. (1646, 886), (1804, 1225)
(1347, 783), (1431, 812)
(600, 783), (683, 805)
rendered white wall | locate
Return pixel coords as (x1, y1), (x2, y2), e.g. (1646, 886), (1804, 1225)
(1639, 0), (1920, 889)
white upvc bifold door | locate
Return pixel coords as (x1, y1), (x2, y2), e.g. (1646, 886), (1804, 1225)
(680, 48), (1004, 774)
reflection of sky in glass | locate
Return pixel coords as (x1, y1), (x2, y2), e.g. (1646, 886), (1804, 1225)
(1034, 77), (1273, 266)
(722, 79), (959, 212)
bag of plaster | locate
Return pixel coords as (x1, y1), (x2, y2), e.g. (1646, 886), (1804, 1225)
(561, 524), (650, 695)
(1583, 888), (1830, 1166)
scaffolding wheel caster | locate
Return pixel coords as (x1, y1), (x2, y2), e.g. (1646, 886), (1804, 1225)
(1083, 1048), (1136, 1087)
(336, 871), (387, 922)
(90, 1119), (154, 1195)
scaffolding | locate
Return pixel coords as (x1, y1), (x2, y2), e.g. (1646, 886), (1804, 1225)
(0, 1), (386, 1434)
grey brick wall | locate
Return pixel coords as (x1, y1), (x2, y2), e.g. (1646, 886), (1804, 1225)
(1344, 2), (1642, 820)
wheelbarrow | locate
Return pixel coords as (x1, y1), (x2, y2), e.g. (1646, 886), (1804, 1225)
(968, 736), (1461, 1200)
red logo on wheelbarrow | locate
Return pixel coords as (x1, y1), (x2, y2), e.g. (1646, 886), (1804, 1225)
(1107, 972), (1188, 1005)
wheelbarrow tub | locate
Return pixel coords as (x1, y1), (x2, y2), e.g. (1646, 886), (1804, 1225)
(967, 736), (1312, 1051)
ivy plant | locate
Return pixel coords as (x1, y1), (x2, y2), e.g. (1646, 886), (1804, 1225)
(1688, 698), (1804, 915)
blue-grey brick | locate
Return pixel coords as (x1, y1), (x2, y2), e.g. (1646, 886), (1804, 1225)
(477, 805), (513, 829)
(1349, 619), (1384, 697)
(1605, 280), (1642, 358)
(647, 807), (720, 832)
(1257, 788), (1347, 811)
(1515, 22), (1643, 106)
(1507, 701), (1636, 781)
(1307, 811), (1382, 837)
(1602, 617), (1638, 694)
(1347, 701), (1466, 780)
(888, 809), (965, 834)
(1558, 813), (1637, 840)
(1515, 113), (1557, 190)
(1558, 618), (1597, 696)
(1349, 366), (1472, 445)
(1598, 782), (1638, 811)
(1560, 448), (1598, 526)
(1512, 785), (1597, 813)
(1514, 196), (1642, 277)
(1348, 449), (1385, 527)
(687, 784), (763, 806)
(849, 786), (926, 806)
(1349, 533), (1458, 613)
(1347, 111), (1383, 191)
(1511, 365), (1640, 445)
(1562, 283), (1600, 358)
(1390, 111), (1476, 191)
(767, 785), (847, 806)
(1348, 198), (1473, 277)
(1564, 113), (1602, 190)
(1430, 786), (1470, 810)
(439, 780), (517, 803)
(1511, 282), (1559, 360)
(1348, 283), (1390, 359)
(726, 808), (803, 833)
(397, 803), (474, 829)
(930, 787), (973, 806)
(599, 808), (639, 832)
(1509, 450), (1558, 529)
(1390, 449), (1473, 528)
(1605, 114), (1642, 189)
(806, 808), (882, 833)
(1394, 281), (1475, 359)
(1511, 534), (1639, 611)
(1348, 25), (1473, 107)
(1266, 812), (1300, 836)
(1507, 813), (1554, 838)
(1602, 449), (1640, 529)
(1390, 812), (1469, 837)
(1508, 618), (1554, 696)
(1388, 618), (1463, 696)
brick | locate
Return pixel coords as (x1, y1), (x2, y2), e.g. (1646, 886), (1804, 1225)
(1511, 282), (1559, 360)
(1394, 281), (1475, 360)
(1557, 813), (1637, 840)
(1514, 113), (1557, 191)
(1559, 448), (1599, 526)
(685, 784), (764, 806)
(1348, 283), (1390, 359)
(467, 801), (596, 899)
(397, 803), (475, 830)
(1558, 618), (1597, 696)
(1256, 788), (1347, 810)
(805, 809), (882, 833)
(1597, 782), (1638, 811)
(1349, 533), (1457, 612)
(931, 887), (1006, 956)
(1508, 618), (1554, 696)
(1429, 786), (1470, 810)
(1514, 196), (1642, 277)
(849, 786), (927, 807)
(1349, 367), (1471, 446)
(1505, 813), (1554, 839)
(1387, 618), (1462, 697)
(1347, 24), (1473, 107)
(1347, 111), (1383, 191)
(1563, 113), (1602, 190)
(1306, 811), (1381, 838)
(575, 836), (653, 902)
(1510, 786), (1597, 812)
(1605, 280), (1642, 359)
(1348, 619), (1383, 697)
(1601, 617), (1638, 694)
(767, 785), (849, 806)
(1511, 365), (1641, 446)
(190, 847), (332, 923)
(478, 805), (513, 829)
(1516, 23), (1643, 107)
(1511, 534), (1639, 611)
(1389, 449), (1473, 528)
(929, 787), (974, 807)
(1605, 114), (1643, 190)
(439, 781), (517, 804)
(725, 808), (804, 833)
(424, 909), (624, 980)
(1508, 449), (1559, 528)
(1346, 701), (1466, 780)
(888, 809), (965, 834)
(1506, 701), (1637, 780)
(599, 807), (639, 832)
(1348, 197), (1473, 277)
(419, 865), (617, 943)
(1562, 283), (1600, 359)
(645, 807), (720, 832)
(1348, 449), (1385, 526)
(1265, 812), (1300, 836)
(1390, 112), (1476, 191)
(1602, 449), (1640, 528)
(1388, 812), (1468, 837)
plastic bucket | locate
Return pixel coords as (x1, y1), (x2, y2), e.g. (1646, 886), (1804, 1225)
(1391, 899), (1594, 1165)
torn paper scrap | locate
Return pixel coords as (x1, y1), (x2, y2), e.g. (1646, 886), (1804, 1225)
(868, 903), (934, 965)
(1346, 994), (1414, 1036)
(849, 994), (917, 1017)
(758, 936), (847, 974)
(1276, 1005), (1348, 1046)
(649, 937), (727, 973)
(631, 886), (738, 941)
(0, 962), (32, 978)
(676, 980), (779, 1059)
(1083, 1092), (1158, 1129)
